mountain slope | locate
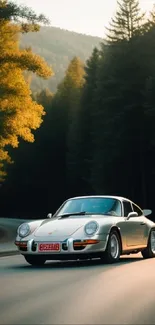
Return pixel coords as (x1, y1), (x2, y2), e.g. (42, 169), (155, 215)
(20, 26), (103, 93)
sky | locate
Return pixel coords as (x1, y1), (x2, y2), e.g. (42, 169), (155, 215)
(15, 0), (155, 38)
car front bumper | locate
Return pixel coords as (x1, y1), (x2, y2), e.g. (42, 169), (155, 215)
(15, 235), (109, 258)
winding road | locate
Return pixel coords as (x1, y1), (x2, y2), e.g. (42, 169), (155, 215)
(0, 254), (155, 324)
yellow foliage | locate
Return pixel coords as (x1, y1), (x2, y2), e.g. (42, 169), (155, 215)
(0, 17), (53, 179)
(57, 57), (85, 97)
(65, 56), (85, 88)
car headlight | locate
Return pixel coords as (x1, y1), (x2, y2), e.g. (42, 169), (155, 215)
(84, 221), (99, 236)
(18, 223), (30, 238)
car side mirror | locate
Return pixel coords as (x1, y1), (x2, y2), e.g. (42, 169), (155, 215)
(47, 213), (52, 219)
(126, 212), (138, 220)
(143, 209), (152, 217)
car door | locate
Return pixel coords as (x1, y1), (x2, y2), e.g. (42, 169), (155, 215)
(123, 200), (145, 247)
(132, 203), (147, 246)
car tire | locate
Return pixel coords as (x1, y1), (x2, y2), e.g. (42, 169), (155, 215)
(101, 230), (121, 264)
(141, 229), (155, 259)
(24, 255), (46, 266)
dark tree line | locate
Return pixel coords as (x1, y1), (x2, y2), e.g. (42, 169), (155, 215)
(1, 0), (155, 220)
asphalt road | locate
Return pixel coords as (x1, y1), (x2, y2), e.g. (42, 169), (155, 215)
(1, 254), (155, 324)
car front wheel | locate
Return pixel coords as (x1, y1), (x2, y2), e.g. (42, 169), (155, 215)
(101, 230), (121, 263)
(24, 255), (46, 266)
(141, 229), (155, 259)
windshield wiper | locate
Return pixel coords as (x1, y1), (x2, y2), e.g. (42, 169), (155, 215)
(58, 211), (86, 219)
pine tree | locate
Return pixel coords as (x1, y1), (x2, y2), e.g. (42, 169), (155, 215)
(106, 0), (146, 42)
(77, 47), (100, 194)
(57, 57), (85, 196)
(90, 0), (151, 200)
(35, 88), (53, 107)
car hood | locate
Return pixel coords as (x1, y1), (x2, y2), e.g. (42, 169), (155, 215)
(34, 218), (90, 237)
(34, 215), (118, 237)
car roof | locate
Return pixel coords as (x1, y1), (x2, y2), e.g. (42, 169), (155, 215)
(68, 195), (132, 202)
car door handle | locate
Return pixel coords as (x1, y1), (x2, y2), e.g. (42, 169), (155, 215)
(140, 222), (145, 226)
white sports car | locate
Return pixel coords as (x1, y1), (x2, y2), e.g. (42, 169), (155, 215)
(15, 195), (155, 266)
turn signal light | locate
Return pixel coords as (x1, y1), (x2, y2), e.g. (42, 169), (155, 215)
(15, 241), (27, 248)
(74, 239), (100, 247)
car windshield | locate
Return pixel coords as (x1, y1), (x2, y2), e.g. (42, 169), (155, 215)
(56, 197), (122, 217)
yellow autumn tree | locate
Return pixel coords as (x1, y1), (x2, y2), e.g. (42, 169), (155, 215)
(0, 0), (53, 180)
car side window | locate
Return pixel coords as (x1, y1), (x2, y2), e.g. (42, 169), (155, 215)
(132, 204), (143, 216)
(123, 201), (133, 217)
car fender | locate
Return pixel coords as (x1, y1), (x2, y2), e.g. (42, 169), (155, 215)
(16, 219), (46, 240)
(99, 222), (123, 253)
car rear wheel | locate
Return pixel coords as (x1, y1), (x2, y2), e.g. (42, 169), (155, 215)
(24, 255), (46, 266)
(101, 230), (121, 263)
(141, 229), (155, 259)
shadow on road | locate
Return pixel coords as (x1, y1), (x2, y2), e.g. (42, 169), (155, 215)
(7, 255), (144, 272)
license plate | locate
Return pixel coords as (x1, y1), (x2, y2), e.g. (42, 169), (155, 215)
(38, 243), (60, 252)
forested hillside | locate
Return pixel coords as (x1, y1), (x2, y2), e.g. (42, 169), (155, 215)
(1, 0), (155, 221)
(20, 26), (103, 93)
